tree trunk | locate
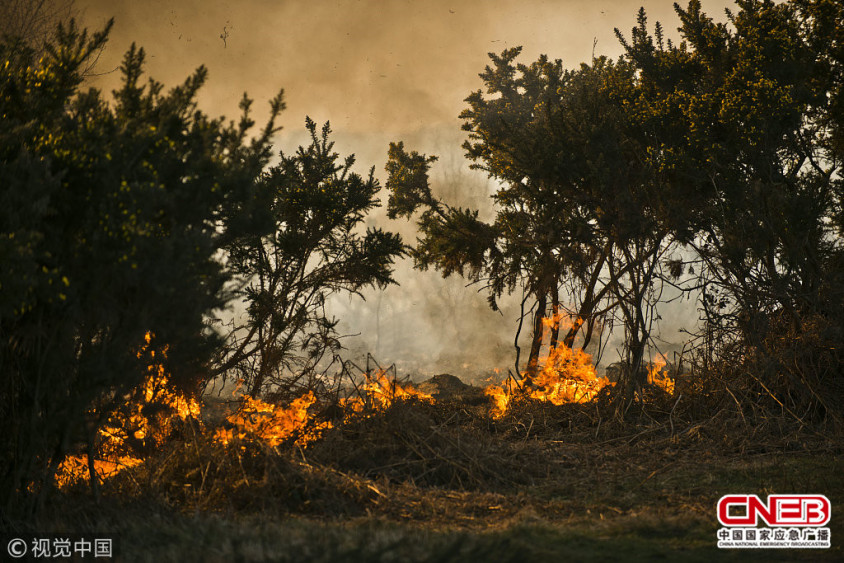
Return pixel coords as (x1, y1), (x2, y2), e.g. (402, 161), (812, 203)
(549, 283), (560, 350)
(561, 242), (611, 350)
(86, 427), (100, 503)
(526, 291), (548, 380)
(562, 316), (585, 349)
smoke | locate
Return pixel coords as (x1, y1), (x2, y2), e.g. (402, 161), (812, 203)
(76, 0), (730, 382)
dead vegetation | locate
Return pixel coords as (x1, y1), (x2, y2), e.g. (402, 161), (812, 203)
(12, 359), (842, 562)
(52, 366), (843, 508)
(308, 398), (547, 490)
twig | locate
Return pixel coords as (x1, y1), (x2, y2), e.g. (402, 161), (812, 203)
(746, 371), (806, 426)
(724, 385), (747, 429)
(633, 460), (677, 491)
(236, 450), (250, 487)
(523, 414), (534, 444)
(669, 394), (682, 438)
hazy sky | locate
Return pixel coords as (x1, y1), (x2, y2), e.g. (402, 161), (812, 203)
(79, 1), (732, 138)
(77, 0), (733, 380)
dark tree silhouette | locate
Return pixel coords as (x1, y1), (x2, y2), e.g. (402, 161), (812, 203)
(0, 21), (282, 514)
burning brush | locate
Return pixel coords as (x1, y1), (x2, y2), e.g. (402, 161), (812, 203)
(55, 341), (433, 489)
(55, 323), (673, 489)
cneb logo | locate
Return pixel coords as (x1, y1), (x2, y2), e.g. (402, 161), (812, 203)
(718, 495), (831, 527)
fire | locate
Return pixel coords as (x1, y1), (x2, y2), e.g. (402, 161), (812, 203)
(541, 309), (572, 332)
(530, 343), (608, 404)
(485, 385), (511, 418)
(56, 332), (199, 488)
(214, 369), (432, 447)
(363, 370), (433, 407)
(55, 339), (438, 488)
(647, 354), (674, 395)
(341, 369), (433, 416)
(100, 349), (200, 446)
(55, 455), (142, 489)
(486, 343), (609, 418)
(214, 392), (331, 447)
(486, 314), (609, 418)
(54, 323), (672, 489)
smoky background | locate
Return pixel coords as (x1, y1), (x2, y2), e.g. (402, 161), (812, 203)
(75, 0), (722, 383)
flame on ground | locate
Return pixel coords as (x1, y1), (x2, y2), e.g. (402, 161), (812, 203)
(342, 370), (434, 414)
(56, 324), (673, 488)
(55, 332), (199, 488)
(647, 354), (674, 395)
(55, 456), (143, 489)
(56, 341), (432, 489)
(486, 341), (609, 419)
(214, 392), (331, 447)
(486, 314), (608, 418)
(215, 370), (431, 447)
(485, 315), (679, 418)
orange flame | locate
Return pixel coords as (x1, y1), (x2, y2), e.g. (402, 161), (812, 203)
(486, 314), (609, 418)
(485, 385), (511, 418)
(56, 336), (442, 489)
(213, 392), (331, 447)
(364, 370), (433, 407)
(214, 370), (432, 446)
(341, 369), (433, 416)
(55, 332), (199, 488)
(647, 354), (674, 394)
(530, 342), (608, 404)
(55, 455), (143, 489)
(62, 318), (665, 488)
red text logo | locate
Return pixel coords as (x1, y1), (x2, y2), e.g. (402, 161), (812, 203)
(718, 495), (831, 527)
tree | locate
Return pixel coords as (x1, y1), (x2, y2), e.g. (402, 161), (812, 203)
(617, 0), (844, 419)
(0, 21), (282, 515)
(387, 0), (842, 420)
(386, 48), (672, 395)
(216, 119), (405, 398)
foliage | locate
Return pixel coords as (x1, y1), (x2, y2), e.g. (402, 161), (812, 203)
(0, 0), (76, 50)
(616, 0), (844, 419)
(217, 119), (404, 397)
(0, 20), (282, 515)
(386, 50), (670, 389)
(388, 0), (844, 420)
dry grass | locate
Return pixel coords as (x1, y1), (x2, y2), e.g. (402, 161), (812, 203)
(9, 371), (844, 562)
(24, 432), (844, 562)
(308, 398), (548, 490)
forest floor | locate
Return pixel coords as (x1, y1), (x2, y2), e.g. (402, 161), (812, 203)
(28, 384), (844, 562)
